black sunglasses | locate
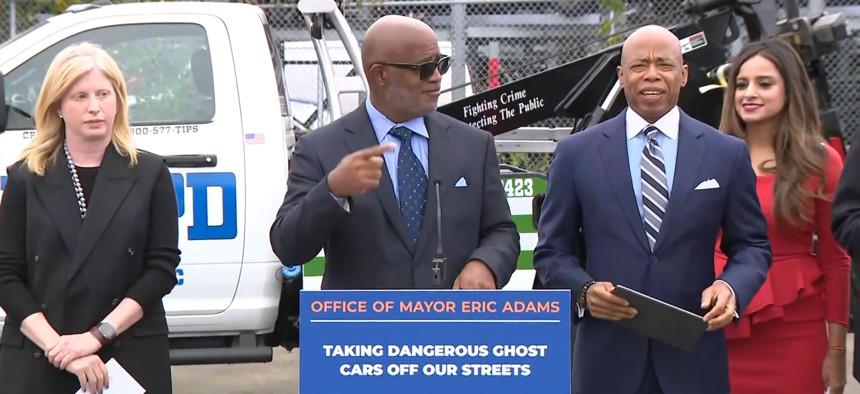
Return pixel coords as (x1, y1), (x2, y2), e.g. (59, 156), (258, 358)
(379, 56), (451, 80)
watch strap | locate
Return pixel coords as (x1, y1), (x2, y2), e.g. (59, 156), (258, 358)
(89, 326), (110, 346)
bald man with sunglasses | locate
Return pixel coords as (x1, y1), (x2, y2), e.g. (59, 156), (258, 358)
(269, 15), (519, 290)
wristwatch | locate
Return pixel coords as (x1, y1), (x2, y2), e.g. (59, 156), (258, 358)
(90, 322), (117, 346)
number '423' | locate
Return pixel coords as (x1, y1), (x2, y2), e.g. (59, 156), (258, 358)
(503, 178), (534, 197)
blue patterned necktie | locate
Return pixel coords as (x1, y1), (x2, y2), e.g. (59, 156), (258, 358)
(389, 126), (427, 247)
(641, 125), (669, 251)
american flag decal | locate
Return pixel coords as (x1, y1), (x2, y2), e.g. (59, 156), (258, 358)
(244, 133), (265, 144)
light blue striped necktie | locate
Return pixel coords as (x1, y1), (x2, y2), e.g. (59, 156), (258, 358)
(640, 125), (669, 251)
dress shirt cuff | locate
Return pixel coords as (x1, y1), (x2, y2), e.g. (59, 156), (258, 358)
(330, 192), (350, 212)
(715, 280), (740, 318)
(575, 303), (585, 318)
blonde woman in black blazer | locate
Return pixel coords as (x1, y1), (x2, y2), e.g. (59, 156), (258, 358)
(0, 41), (181, 394)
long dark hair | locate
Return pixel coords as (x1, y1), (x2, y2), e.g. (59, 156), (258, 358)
(718, 38), (827, 228)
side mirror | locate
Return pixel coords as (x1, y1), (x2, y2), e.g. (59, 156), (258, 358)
(297, 0), (338, 14)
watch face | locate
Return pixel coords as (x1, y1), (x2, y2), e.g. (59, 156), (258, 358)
(99, 323), (116, 339)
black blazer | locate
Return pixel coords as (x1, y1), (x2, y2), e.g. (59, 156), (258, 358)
(0, 145), (180, 394)
(833, 132), (860, 263)
(270, 104), (520, 289)
(832, 131), (860, 381)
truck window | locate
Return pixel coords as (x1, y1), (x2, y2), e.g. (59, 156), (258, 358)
(263, 19), (289, 118)
(4, 23), (214, 130)
(283, 59), (356, 129)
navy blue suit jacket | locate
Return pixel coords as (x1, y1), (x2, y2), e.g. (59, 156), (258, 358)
(533, 109), (771, 394)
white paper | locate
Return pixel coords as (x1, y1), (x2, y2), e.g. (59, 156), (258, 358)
(74, 358), (145, 394)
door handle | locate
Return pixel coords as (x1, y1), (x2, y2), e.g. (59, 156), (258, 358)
(164, 154), (217, 168)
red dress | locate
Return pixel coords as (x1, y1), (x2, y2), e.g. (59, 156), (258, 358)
(714, 145), (850, 393)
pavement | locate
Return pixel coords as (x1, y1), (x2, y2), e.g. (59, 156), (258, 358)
(171, 334), (860, 393)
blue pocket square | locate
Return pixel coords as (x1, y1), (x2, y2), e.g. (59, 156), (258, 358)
(455, 177), (467, 187)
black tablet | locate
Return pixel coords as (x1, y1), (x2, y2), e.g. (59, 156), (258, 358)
(610, 285), (709, 352)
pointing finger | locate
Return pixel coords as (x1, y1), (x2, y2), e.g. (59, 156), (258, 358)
(368, 156), (384, 167)
(356, 143), (396, 158)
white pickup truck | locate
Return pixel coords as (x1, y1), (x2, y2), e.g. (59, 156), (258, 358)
(0, 0), (544, 365)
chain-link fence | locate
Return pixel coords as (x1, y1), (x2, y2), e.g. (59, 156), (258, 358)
(0, 0), (856, 174)
(820, 0), (860, 148)
(267, 0), (696, 174)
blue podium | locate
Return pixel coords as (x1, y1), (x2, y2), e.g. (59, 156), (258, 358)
(299, 290), (571, 394)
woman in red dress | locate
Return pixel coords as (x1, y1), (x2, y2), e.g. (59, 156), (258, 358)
(714, 38), (850, 393)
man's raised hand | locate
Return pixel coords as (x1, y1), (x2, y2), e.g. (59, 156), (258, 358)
(328, 143), (396, 197)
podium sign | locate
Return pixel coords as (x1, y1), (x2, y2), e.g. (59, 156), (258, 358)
(299, 290), (571, 394)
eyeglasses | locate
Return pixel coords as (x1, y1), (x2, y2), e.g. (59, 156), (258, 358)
(379, 56), (451, 80)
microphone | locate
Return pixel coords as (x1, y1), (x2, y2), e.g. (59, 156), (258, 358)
(430, 162), (447, 288)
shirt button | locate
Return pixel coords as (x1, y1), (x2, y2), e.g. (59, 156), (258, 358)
(33, 351), (41, 359)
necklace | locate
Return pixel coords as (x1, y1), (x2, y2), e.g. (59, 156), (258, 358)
(63, 140), (87, 220)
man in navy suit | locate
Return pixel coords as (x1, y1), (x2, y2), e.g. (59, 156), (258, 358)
(533, 25), (772, 394)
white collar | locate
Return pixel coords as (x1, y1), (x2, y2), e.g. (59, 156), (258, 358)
(625, 106), (680, 140)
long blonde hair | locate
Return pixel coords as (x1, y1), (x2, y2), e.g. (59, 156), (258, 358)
(18, 41), (137, 176)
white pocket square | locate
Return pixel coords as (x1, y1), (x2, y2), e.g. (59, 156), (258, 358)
(454, 177), (467, 188)
(694, 178), (720, 190)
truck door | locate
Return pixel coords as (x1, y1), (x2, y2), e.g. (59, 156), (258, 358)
(0, 16), (246, 316)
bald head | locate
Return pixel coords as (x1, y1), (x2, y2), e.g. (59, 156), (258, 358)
(361, 15), (444, 123)
(362, 15), (437, 76)
(621, 25), (682, 65)
(617, 24), (688, 124)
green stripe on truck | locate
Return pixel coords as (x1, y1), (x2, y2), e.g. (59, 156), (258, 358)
(512, 215), (536, 233)
(303, 257), (326, 276)
(501, 175), (547, 197)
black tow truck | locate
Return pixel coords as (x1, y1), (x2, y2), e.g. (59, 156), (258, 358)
(437, 0), (850, 154)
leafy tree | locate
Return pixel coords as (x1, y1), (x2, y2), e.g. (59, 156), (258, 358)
(598, 0), (626, 47)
